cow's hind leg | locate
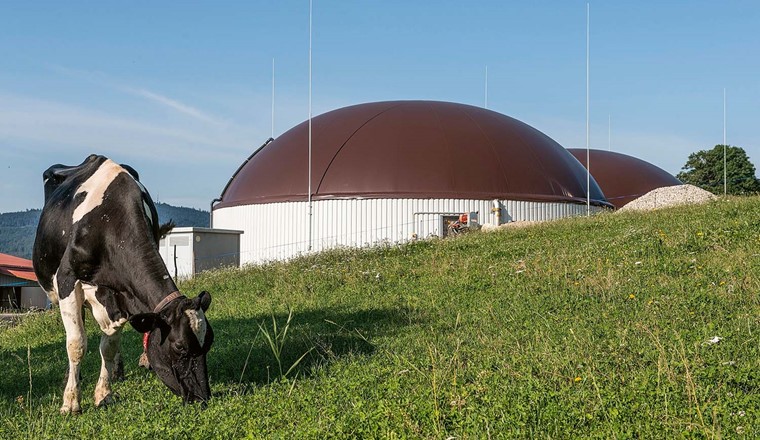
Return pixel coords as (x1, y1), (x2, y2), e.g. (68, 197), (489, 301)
(95, 330), (122, 407)
(59, 281), (86, 414)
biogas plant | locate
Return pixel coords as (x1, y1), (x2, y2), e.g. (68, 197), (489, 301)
(209, 100), (680, 266)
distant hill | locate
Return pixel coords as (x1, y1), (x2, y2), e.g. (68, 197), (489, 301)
(154, 202), (210, 229)
(0, 203), (209, 259)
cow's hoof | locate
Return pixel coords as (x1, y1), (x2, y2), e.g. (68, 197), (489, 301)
(95, 393), (114, 408)
(60, 405), (82, 415)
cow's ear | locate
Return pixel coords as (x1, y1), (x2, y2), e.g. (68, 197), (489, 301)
(195, 291), (212, 312)
(129, 313), (161, 333)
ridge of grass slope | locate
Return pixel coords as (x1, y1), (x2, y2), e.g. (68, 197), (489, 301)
(1, 197), (759, 438)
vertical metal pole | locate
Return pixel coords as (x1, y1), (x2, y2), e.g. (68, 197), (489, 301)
(173, 245), (178, 279)
(723, 88), (727, 196)
(608, 115), (611, 151)
(485, 65), (488, 109)
(586, 2), (590, 216)
(308, 0), (313, 251)
(272, 58), (275, 139)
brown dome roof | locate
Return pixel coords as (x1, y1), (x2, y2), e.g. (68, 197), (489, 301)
(567, 149), (682, 209)
(216, 101), (610, 209)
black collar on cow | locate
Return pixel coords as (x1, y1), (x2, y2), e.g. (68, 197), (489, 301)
(153, 290), (185, 313)
(142, 291), (185, 353)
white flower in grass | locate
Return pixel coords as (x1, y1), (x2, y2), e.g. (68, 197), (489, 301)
(702, 336), (723, 345)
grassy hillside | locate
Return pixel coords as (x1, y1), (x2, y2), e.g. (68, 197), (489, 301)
(1, 197), (758, 438)
(0, 204), (208, 259)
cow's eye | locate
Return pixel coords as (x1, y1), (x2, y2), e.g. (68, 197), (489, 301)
(172, 341), (187, 354)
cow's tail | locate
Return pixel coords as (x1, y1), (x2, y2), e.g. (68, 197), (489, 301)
(45, 290), (60, 305)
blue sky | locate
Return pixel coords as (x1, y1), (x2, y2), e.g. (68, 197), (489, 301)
(1, 1), (758, 212)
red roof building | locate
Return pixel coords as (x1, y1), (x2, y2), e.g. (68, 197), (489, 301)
(0, 253), (47, 309)
(0, 252), (38, 283)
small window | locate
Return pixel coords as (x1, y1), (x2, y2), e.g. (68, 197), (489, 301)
(169, 236), (189, 246)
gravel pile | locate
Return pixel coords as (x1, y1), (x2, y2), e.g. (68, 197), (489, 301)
(618, 184), (717, 212)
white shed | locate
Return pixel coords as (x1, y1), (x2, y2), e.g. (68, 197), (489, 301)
(159, 227), (243, 279)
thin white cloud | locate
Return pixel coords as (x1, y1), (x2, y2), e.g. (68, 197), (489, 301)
(0, 91), (263, 212)
(125, 87), (228, 127)
(46, 64), (228, 127)
(0, 93), (253, 162)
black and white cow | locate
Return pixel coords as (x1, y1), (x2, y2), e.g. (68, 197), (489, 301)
(33, 154), (214, 414)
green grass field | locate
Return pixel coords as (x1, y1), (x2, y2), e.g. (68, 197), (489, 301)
(1, 197), (759, 438)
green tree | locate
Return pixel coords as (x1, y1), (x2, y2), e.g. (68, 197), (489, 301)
(677, 145), (760, 195)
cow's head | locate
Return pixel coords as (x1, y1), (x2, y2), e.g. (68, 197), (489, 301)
(130, 291), (214, 403)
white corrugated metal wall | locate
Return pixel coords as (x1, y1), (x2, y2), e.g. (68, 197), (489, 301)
(213, 198), (603, 266)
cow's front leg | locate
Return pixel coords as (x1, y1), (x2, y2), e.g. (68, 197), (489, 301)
(95, 330), (122, 407)
(59, 283), (86, 414)
(113, 348), (125, 381)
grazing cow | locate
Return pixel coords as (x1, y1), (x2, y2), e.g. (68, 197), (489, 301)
(33, 154), (214, 414)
